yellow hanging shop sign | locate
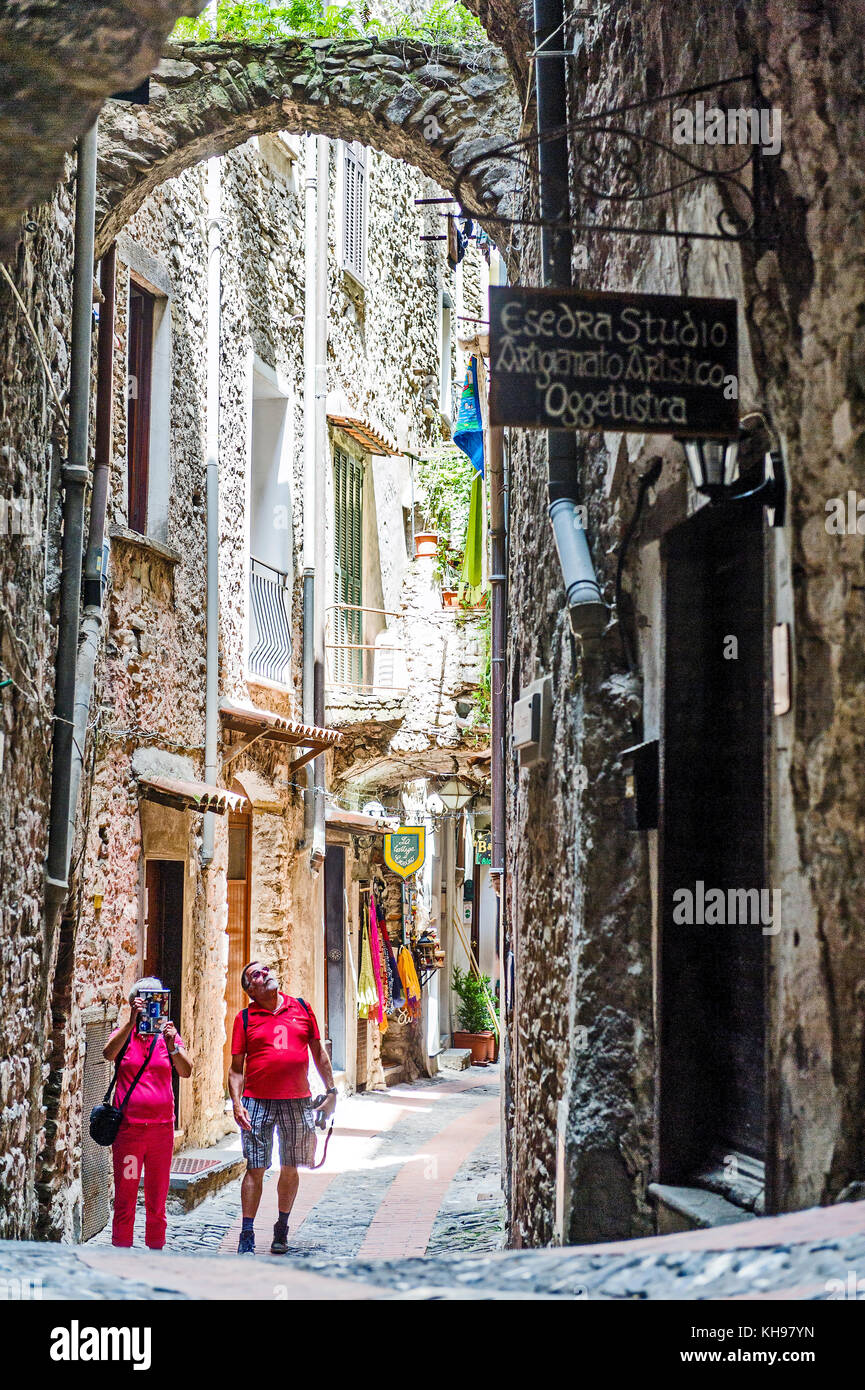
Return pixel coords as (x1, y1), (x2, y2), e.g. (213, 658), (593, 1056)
(384, 826), (426, 878)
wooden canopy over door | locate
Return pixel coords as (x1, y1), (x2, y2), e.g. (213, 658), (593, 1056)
(223, 810), (251, 1087)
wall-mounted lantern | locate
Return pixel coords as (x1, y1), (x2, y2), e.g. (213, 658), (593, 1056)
(680, 426), (786, 526)
(436, 778), (475, 813)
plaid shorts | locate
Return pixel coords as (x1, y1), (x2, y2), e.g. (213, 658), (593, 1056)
(242, 1096), (317, 1171)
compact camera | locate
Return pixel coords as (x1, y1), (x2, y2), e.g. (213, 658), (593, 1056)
(136, 988), (171, 1035)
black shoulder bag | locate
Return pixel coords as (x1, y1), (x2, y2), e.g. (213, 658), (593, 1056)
(89, 1031), (160, 1146)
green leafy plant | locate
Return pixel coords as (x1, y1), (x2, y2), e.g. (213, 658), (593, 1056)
(417, 442), (474, 548)
(471, 602), (491, 726)
(452, 963), (497, 1034)
(172, 0), (487, 45)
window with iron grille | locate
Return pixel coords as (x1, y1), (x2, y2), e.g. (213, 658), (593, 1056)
(341, 142), (367, 284)
(333, 447), (363, 686)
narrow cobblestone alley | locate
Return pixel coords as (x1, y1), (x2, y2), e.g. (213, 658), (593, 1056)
(88, 1069), (504, 1262)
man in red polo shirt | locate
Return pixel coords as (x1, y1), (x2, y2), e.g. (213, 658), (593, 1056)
(229, 960), (336, 1255)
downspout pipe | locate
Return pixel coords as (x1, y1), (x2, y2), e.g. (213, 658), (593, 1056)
(201, 156), (221, 867)
(533, 0), (606, 643)
(311, 134), (329, 869)
(489, 425), (506, 896)
(45, 119), (98, 933)
(301, 135), (318, 848)
(66, 244), (118, 862)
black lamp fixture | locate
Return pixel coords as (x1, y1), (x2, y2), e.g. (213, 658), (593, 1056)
(680, 415), (786, 526)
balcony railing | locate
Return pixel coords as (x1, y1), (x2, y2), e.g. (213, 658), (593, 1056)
(249, 557), (292, 685)
(326, 603), (408, 693)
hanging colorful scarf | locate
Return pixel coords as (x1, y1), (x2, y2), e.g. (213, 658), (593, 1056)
(357, 910), (379, 1019)
(397, 945), (422, 1021)
(381, 919), (405, 1011)
(368, 894), (388, 1033)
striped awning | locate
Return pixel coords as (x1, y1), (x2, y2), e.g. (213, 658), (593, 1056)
(137, 775), (249, 815)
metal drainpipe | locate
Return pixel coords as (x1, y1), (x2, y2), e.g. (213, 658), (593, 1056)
(44, 120), (98, 934)
(489, 424), (506, 896)
(301, 135), (318, 848)
(65, 244), (118, 862)
(533, 0), (606, 642)
(311, 134), (329, 869)
(201, 156), (221, 867)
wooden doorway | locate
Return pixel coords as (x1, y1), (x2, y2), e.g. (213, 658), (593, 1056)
(144, 859), (184, 1117)
(658, 500), (767, 1192)
(324, 845), (346, 1072)
(223, 810), (251, 1087)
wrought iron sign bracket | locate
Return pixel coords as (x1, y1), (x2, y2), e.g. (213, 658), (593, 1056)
(458, 67), (776, 248)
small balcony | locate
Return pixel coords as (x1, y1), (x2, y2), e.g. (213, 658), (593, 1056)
(325, 603), (408, 695)
(248, 556), (292, 685)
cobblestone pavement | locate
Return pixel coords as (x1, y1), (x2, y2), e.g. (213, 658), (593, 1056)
(5, 1065), (865, 1299)
(87, 1066), (505, 1260)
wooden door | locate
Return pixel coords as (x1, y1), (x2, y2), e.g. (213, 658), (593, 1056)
(658, 500), (767, 1181)
(325, 846), (346, 1071)
(144, 859), (184, 1116)
(223, 811), (251, 1087)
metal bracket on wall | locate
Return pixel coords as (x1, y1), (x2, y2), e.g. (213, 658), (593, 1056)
(455, 68), (773, 246)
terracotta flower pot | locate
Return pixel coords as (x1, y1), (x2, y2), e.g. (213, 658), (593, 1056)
(453, 1030), (493, 1065)
(442, 589), (459, 608)
(414, 532), (438, 559)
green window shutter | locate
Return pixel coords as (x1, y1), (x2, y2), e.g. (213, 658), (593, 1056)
(333, 448), (363, 686)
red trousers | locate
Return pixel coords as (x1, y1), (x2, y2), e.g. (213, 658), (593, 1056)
(111, 1119), (174, 1249)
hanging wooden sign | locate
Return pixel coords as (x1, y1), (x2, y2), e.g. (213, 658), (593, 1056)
(488, 286), (739, 437)
(384, 826), (426, 878)
(474, 828), (492, 865)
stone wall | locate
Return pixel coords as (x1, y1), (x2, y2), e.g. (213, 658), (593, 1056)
(0, 184), (74, 1238)
(0, 0), (200, 257)
(505, 0), (865, 1246)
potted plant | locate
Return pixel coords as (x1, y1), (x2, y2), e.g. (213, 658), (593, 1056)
(451, 964), (498, 1064)
(437, 538), (463, 607)
(414, 530), (438, 560)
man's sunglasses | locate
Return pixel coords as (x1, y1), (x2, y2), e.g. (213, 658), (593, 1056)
(247, 966), (271, 982)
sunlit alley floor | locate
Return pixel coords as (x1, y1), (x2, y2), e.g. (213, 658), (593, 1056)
(88, 1066), (504, 1261)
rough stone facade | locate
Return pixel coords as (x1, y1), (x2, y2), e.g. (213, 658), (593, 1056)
(0, 1), (203, 258)
(504, 0), (865, 1248)
(36, 114), (487, 1236)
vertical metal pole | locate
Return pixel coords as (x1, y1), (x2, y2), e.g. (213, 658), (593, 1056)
(201, 156), (221, 866)
(45, 119), (98, 919)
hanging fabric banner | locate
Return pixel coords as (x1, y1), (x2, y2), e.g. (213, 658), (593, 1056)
(454, 355), (485, 593)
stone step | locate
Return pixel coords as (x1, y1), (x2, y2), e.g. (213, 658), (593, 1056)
(437, 1048), (473, 1072)
(383, 1063), (405, 1087)
(648, 1182), (759, 1235)
(165, 1144), (246, 1215)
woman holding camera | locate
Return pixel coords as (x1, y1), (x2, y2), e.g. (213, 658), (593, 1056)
(102, 976), (192, 1250)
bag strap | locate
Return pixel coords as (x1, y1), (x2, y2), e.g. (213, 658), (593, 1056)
(242, 998), (309, 1028)
(103, 1033), (131, 1104)
(114, 1032), (160, 1114)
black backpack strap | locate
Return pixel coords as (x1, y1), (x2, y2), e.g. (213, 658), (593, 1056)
(297, 997), (310, 1016)
(115, 1032), (160, 1114)
(242, 1007), (249, 1031)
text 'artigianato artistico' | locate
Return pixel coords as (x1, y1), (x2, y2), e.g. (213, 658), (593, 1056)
(488, 288), (739, 436)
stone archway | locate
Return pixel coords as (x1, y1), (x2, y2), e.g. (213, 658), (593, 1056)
(95, 37), (524, 258)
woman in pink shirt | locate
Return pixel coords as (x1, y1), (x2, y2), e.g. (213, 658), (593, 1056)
(103, 976), (192, 1249)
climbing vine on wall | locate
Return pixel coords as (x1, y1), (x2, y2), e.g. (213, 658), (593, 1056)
(172, 0), (487, 46)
